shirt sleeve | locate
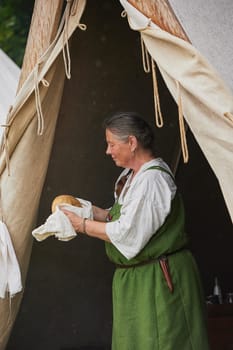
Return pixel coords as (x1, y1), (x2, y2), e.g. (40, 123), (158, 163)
(105, 171), (176, 260)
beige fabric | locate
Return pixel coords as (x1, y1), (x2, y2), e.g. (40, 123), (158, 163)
(168, 0), (233, 93)
(0, 1), (87, 348)
(120, 0), (233, 222)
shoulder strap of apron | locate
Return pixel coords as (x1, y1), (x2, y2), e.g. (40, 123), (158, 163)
(145, 165), (175, 182)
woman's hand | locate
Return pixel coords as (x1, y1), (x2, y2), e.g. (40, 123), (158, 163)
(61, 208), (111, 242)
(62, 209), (85, 233)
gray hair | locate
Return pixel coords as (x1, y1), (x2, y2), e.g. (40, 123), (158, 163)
(103, 111), (155, 151)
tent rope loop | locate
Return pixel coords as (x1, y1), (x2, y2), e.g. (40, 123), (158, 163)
(140, 36), (164, 128)
(41, 78), (49, 87)
(140, 35), (150, 73)
(151, 58), (164, 128)
(78, 23), (87, 31)
(62, 0), (73, 80)
(121, 10), (127, 18)
(62, 1), (87, 79)
(34, 63), (48, 136)
(176, 81), (189, 163)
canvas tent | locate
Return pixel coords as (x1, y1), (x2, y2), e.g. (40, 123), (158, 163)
(0, 0), (233, 349)
(0, 49), (21, 141)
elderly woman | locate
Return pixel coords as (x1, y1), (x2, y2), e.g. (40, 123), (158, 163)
(62, 111), (209, 350)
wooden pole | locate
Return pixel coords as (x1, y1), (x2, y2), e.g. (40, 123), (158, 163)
(17, 0), (64, 91)
(128, 0), (189, 42)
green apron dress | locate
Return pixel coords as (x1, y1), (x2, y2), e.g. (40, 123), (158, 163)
(105, 166), (209, 350)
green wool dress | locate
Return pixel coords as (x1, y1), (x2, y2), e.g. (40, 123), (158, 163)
(105, 168), (209, 350)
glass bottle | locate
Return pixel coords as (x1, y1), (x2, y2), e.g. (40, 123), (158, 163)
(213, 276), (223, 304)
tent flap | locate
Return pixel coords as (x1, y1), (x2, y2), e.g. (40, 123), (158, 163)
(120, 0), (233, 222)
(0, 1), (87, 348)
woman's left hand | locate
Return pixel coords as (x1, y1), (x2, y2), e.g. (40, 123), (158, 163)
(62, 209), (85, 233)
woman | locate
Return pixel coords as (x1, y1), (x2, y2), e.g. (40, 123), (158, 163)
(62, 111), (209, 350)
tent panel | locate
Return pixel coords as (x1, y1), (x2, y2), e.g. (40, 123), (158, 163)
(169, 0), (233, 92)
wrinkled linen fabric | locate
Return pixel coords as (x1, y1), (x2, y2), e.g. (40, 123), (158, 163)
(0, 1), (87, 347)
(0, 49), (20, 141)
(32, 198), (93, 242)
(0, 221), (22, 299)
(168, 0), (233, 93)
(119, 0), (233, 223)
(106, 159), (177, 259)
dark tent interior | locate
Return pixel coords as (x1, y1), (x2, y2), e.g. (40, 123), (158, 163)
(7, 1), (233, 349)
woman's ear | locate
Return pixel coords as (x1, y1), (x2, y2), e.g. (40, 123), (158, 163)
(128, 135), (138, 152)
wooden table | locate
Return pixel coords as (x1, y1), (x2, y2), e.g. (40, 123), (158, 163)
(207, 304), (233, 350)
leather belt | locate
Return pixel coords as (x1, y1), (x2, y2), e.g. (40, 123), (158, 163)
(115, 247), (188, 293)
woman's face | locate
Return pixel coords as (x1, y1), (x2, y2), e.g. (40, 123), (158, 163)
(105, 129), (133, 168)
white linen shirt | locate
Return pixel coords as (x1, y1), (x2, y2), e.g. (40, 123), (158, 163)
(105, 158), (177, 260)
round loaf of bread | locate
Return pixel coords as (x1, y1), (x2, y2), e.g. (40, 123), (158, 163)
(51, 194), (82, 212)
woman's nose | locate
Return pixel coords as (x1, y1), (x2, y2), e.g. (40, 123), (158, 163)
(106, 144), (111, 155)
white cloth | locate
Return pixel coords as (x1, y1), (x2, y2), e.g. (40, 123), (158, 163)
(106, 158), (176, 260)
(0, 49), (21, 141)
(0, 221), (22, 298)
(32, 198), (93, 242)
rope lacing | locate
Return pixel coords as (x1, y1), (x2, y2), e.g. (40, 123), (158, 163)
(140, 36), (150, 73)
(0, 0), (87, 174)
(63, 1), (87, 79)
(121, 10), (127, 18)
(176, 81), (189, 163)
(140, 34), (189, 162)
(140, 35), (164, 128)
(63, 0), (73, 79)
(151, 58), (164, 128)
(34, 63), (50, 136)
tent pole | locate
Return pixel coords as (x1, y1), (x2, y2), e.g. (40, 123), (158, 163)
(17, 0), (64, 92)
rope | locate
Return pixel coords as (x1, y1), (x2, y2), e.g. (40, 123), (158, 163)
(140, 34), (189, 163)
(62, 1), (87, 79)
(62, 0), (72, 79)
(0, 124), (10, 176)
(140, 36), (164, 128)
(121, 10), (127, 18)
(176, 81), (189, 163)
(0, 0), (86, 170)
(34, 64), (50, 136)
(151, 58), (164, 128)
(140, 35), (150, 73)
(224, 112), (233, 123)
